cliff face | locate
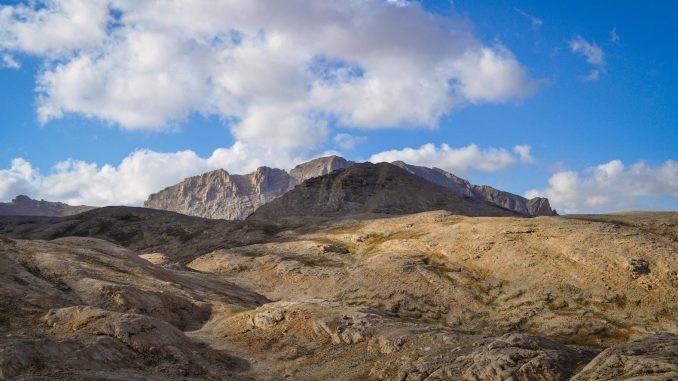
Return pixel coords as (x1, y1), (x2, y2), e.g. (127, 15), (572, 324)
(391, 162), (555, 216)
(144, 167), (291, 220)
(144, 156), (352, 220)
(288, 155), (354, 187)
(0, 195), (95, 217)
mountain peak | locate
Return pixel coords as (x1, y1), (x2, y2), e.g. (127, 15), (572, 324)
(288, 155), (354, 185)
(143, 156), (354, 220)
(249, 162), (517, 221)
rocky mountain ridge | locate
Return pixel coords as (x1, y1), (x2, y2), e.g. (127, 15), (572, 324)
(249, 162), (518, 220)
(144, 166), (291, 220)
(0, 195), (96, 217)
(144, 156), (354, 220)
(144, 155), (554, 220)
(391, 161), (555, 216)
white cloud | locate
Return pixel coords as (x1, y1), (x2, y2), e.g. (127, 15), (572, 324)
(1, 0), (536, 157)
(513, 144), (535, 163)
(525, 160), (678, 213)
(514, 8), (543, 27)
(333, 133), (367, 150)
(0, 1), (542, 208)
(369, 143), (532, 175)
(0, 144), (307, 206)
(1, 142), (536, 206)
(0, 158), (37, 198)
(0, 0), (111, 56)
(569, 35), (606, 80)
(1, 53), (20, 68)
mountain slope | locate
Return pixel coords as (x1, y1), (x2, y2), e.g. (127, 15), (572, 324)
(1, 208), (676, 380)
(249, 162), (518, 220)
(144, 167), (290, 220)
(288, 155), (354, 185)
(144, 156), (352, 220)
(392, 161), (555, 216)
(0, 195), (96, 217)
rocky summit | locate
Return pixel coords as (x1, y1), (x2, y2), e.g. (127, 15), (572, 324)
(289, 155), (355, 185)
(392, 161), (555, 216)
(249, 162), (518, 221)
(144, 155), (353, 220)
(144, 166), (291, 220)
(144, 155), (554, 220)
(0, 195), (96, 217)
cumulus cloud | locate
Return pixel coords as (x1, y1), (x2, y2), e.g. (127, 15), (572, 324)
(569, 35), (605, 80)
(0, 141), (537, 206)
(369, 143), (533, 174)
(0, 1), (542, 207)
(0, 159), (36, 198)
(1, 0), (536, 157)
(0, 0), (111, 56)
(525, 160), (678, 213)
(0, 144), (306, 206)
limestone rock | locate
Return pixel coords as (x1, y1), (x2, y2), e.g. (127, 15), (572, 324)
(0, 195), (95, 217)
(144, 156), (352, 220)
(288, 155), (354, 186)
(249, 162), (518, 220)
(459, 333), (597, 381)
(571, 333), (678, 380)
(0, 207), (676, 380)
(0, 306), (249, 380)
(143, 155), (553, 220)
(392, 161), (555, 216)
(144, 166), (290, 220)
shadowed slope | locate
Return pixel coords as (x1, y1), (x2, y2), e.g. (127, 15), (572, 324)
(249, 162), (519, 220)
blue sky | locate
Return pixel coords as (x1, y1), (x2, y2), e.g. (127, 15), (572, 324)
(0, 0), (676, 212)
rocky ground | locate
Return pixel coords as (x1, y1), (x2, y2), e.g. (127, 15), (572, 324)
(0, 209), (676, 380)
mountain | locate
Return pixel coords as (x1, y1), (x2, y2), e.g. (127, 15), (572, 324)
(248, 162), (518, 220)
(0, 195), (96, 217)
(144, 167), (290, 220)
(288, 155), (354, 185)
(144, 155), (553, 220)
(144, 156), (352, 220)
(391, 161), (555, 216)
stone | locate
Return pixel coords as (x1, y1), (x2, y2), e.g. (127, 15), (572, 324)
(0, 195), (95, 217)
(392, 161), (555, 216)
(571, 333), (678, 380)
(459, 333), (597, 381)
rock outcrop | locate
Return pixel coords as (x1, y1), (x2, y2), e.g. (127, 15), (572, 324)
(288, 155), (354, 186)
(144, 155), (352, 220)
(0, 209), (676, 380)
(249, 162), (518, 220)
(0, 195), (95, 217)
(144, 155), (554, 220)
(392, 161), (555, 216)
(571, 333), (678, 380)
(459, 333), (597, 380)
(144, 166), (290, 220)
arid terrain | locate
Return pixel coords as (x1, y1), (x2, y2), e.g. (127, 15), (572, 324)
(0, 207), (676, 380)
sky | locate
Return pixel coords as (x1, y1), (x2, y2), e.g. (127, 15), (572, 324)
(0, 0), (676, 213)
